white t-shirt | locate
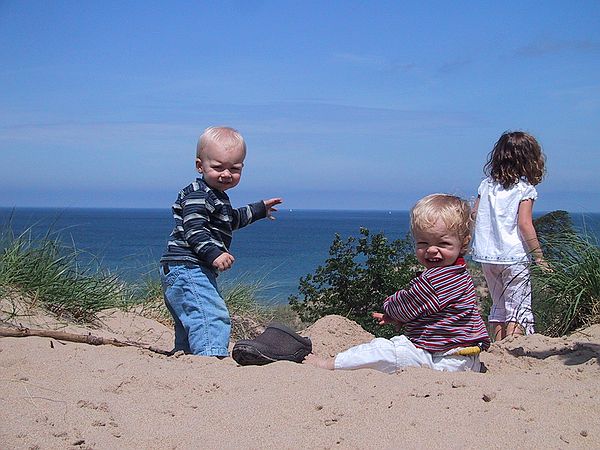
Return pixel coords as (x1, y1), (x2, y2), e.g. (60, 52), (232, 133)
(471, 177), (538, 264)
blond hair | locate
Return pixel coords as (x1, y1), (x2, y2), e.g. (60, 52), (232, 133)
(196, 126), (247, 159)
(410, 194), (472, 249)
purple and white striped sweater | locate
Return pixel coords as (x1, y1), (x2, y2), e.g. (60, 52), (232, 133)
(383, 258), (490, 353)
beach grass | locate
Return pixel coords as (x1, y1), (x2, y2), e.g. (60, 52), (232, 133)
(0, 225), (130, 323)
(532, 231), (600, 336)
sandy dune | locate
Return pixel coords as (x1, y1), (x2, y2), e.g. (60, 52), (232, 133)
(1, 300), (599, 449)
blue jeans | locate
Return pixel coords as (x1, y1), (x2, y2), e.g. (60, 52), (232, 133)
(160, 264), (231, 356)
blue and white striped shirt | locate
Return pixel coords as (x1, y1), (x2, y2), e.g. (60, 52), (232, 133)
(160, 178), (267, 270)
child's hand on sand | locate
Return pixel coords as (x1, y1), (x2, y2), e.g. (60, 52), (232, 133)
(213, 252), (235, 271)
(264, 198), (283, 220)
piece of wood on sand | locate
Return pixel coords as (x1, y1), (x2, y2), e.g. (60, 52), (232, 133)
(0, 325), (171, 355)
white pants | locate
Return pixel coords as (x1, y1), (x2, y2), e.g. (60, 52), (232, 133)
(482, 262), (534, 334)
(334, 335), (481, 374)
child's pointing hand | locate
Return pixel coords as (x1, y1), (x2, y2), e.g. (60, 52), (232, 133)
(264, 198), (283, 220)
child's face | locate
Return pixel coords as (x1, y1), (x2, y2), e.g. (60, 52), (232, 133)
(196, 141), (245, 192)
(413, 218), (465, 269)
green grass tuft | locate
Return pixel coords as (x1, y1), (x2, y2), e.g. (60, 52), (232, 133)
(533, 231), (600, 336)
(0, 225), (131, 323)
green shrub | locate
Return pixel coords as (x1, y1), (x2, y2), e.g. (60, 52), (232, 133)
(289, 228), (418, 337)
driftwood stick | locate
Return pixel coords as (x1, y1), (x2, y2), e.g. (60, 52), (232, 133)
(0, 326), (171, 355)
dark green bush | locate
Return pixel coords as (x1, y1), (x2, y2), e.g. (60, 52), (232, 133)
(289, 228), (418, 337)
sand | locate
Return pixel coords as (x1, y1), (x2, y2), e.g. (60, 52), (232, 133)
(1, 298), (599, 449)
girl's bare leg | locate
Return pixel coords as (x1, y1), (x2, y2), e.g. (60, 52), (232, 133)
(490, 322), (505, 342)
(303, 353), (335, 370)
(505, 321), (525, 337)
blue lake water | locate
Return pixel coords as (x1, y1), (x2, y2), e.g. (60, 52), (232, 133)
(1, 207), (599, 304)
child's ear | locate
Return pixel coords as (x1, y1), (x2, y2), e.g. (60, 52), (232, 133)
(195, 158), (203, 173)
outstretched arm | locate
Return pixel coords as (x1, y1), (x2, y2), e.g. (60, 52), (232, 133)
(232, 198), (281, 230)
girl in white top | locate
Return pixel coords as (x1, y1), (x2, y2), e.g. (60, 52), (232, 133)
(471, 131), (547, 341)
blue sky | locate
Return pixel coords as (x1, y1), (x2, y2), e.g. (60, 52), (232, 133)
(1, 1), (599, 212)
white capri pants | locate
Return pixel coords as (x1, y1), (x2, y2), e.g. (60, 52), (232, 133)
(481, 262), (534, 334)
(334, 335), (481, 373)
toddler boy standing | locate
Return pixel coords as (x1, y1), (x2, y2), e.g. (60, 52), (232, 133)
(160, 126), (282, 357)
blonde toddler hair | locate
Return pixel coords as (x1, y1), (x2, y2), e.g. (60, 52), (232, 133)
(410, 194), (473, 252)
(196, 126), (247, 159)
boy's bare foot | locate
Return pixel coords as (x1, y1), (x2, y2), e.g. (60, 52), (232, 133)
(303, 353), (335, 370)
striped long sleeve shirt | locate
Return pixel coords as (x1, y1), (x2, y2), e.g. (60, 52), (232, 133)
(160, 178), (267, 269)
(383, 258), (490, 353)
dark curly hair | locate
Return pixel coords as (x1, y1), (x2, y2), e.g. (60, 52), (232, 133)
(484, 131), (546, 189)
